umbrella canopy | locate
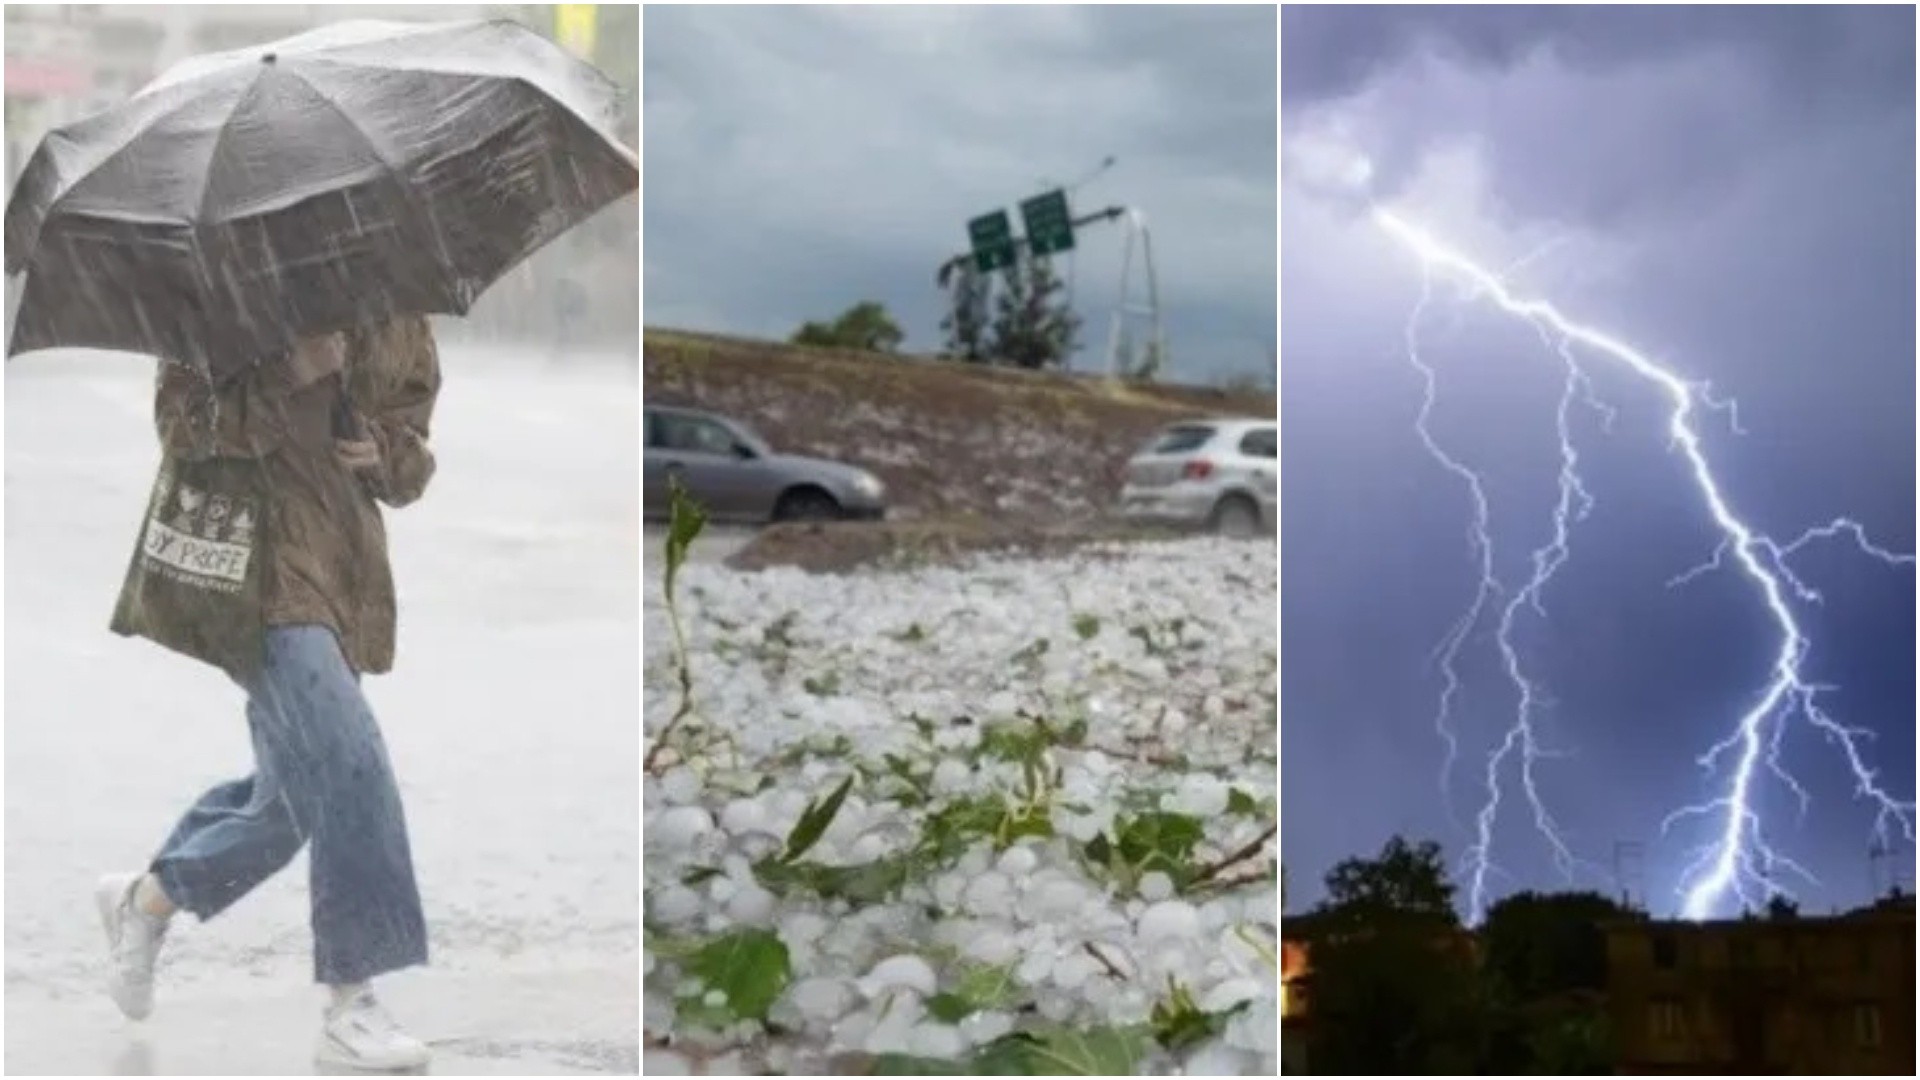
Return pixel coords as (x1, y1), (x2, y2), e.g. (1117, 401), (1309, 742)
(5, 19), (637, 377)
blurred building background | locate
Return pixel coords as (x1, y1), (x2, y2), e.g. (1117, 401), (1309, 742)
(4, 3), (639, 357)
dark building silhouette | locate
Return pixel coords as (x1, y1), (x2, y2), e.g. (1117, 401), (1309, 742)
(1605, 892), (1916, 1075)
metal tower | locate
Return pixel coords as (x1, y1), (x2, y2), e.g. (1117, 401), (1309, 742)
(1104, 208), (1167, 381)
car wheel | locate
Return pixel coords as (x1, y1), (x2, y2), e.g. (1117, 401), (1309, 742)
(1211, 495), (1262, 539)
(775, 487), (842, 522)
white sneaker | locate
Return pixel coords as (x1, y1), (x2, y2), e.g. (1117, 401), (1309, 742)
(95, 872), (168, 1021)
(316, 990), (432, 1072)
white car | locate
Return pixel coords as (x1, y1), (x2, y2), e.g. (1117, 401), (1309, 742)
(1118, 418), (1276, 538)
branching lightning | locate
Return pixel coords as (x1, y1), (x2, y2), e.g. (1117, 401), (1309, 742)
(1376, 208), (1916, 922)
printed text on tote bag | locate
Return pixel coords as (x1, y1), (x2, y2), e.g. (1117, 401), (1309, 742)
(139, 468), (256, 592)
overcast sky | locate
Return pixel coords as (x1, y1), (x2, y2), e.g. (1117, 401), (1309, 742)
(1281, 6), (1916, 918)
(643, 5), (1275, 384)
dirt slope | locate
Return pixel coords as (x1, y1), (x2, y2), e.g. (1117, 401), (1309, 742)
(643, 328), (1274, 522)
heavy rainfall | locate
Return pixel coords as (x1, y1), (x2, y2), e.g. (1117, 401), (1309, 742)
(6, 5), (637, 1075)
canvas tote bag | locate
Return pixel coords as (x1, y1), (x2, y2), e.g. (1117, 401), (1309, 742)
(110, 455), (269, 678)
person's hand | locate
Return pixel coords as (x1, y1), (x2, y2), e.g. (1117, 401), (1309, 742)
(335, 437), (381, 473)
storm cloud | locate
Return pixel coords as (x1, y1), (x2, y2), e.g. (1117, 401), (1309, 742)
(644, 6), (1276, 382)
(1282, 4), (1915, 230)
(1281, 6), (1915, 916)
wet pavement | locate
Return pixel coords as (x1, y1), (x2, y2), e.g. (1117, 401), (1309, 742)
(7, 964), (636, 1075)
(6, 352), (640, 1075)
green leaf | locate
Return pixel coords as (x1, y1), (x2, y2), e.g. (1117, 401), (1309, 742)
(680, 865), (723, 886)
(997, 805), (1056, 849)
(773, 734), (854, 768)
(1082, 812), (1207, 894)
(866, 1054), (971, 1075)
(963, 1026), (1150, 1075)
(925, 992), (973, 1024)
(783, 775), (854, 862)
(1060, 715), (1089, 746)
(675, 995), (734, 1030)
(977, 720), (1050, 766)
(762, 611), (799, 647)
(1072, 613), (1101, 640)
(663, 478), (709, 601)
(755, 853), (920, 905)
(956, 961), (1020, 1004)
(1023, 1025), (1152, 1075)
(684, 929), (790, 1023)
(1010, 637), (1051, 665)
(1115, 812), (1204, 878)
(802, 670), (842, 697)
(1150, 979), (1248, 1052)
(972, 1033), (1046, 1074)
(926, 962), (1019, 1022)
(641, 929), (707, 960)
(1226, 787), (1260, 817)
(882, 753), (932, 806)
(823, 858), (918, 903)
(923, 793), (1007, 854)
(1083, 832), (1113, 867)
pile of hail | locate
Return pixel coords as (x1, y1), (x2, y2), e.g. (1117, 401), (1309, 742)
(645, 497), (1276, 1075)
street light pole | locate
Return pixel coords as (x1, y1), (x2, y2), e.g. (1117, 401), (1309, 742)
(1104, 208), (1166, 381)
(1039, 154), (1117, 198)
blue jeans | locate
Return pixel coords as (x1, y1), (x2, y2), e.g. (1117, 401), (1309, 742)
(149, 625), (428, 985)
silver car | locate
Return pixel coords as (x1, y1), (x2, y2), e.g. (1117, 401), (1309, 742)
(644, 405), (887, 524)
(1118, 418), (1276, 537)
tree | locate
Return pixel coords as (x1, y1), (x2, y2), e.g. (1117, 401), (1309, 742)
(1322, 835), (1457, 923)
(939, 262), (992, 363)
(791, 301), (904, 353)
(1477, 890), (1634, 1074)
(1480, 890), (1635, 1001)
(987, 252), (1079, 369)
(1300, 837), (1489, 1074)
(1765, 893), (1800, 919)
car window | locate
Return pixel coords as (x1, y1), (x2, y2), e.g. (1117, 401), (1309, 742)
(733, 419), (766, 446)
(1149, 425), (1215, 454)
(1238, 428), (1276, 458)
(659, 414), (738, 456)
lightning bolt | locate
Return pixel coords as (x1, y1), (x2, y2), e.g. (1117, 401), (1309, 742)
(1376, 207), (1916, 922)
(1400, 263), (1496, 824)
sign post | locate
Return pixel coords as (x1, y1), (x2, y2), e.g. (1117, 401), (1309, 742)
(966, 209), (1018, 274)
(1019, 188), (1075, 257)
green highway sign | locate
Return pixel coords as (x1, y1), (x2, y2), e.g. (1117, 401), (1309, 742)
(967, 209), (1018, 273)
(1020, 188), (1074, 257)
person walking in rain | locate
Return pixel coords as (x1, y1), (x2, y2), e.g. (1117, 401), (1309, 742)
(97, 316), (442, 1071)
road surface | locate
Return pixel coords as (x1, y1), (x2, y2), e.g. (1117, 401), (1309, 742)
(641, 523), (755, 571)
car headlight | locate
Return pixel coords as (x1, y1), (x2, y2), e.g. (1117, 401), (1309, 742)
(853, 472), (884, 499)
